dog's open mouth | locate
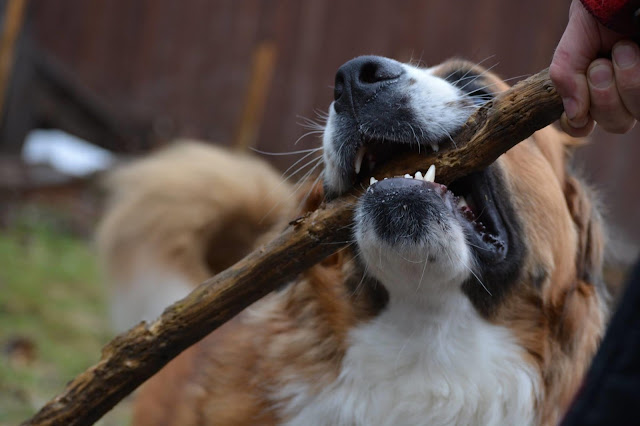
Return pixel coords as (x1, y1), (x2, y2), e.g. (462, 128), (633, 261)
(322, 56), (523, 270)
(324, 56), (527, 310)
(352, 136), (510, 262)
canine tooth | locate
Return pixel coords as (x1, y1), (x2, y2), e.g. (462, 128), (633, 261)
(425, 164), (436, 182)
(457, 197), (468, 208)
(370, 177), (378, 185)
(414, 171), (423, 180)
(404, 174), (413, 179)
(355, 147), (366, 175)
(430, 142), (440, 152)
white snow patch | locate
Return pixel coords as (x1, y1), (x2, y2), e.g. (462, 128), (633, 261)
(22, 129), (115, 176)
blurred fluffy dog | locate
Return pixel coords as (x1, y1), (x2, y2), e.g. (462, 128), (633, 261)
(97, 57), (608, 425)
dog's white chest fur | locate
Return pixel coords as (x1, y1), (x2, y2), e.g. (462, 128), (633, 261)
(281, 295), (540, 426)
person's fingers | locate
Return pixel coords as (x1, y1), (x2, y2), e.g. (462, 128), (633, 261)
(612, 41), (640, 120)
(550, 47), (591, 129)
(550, 0), (602, 129)
(559, 112), (596, 138)
(588, 58), (636, 133)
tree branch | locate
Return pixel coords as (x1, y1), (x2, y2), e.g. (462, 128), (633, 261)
(24, 68), (563, 426)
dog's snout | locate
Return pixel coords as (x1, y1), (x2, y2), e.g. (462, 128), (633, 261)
(334, 56), (404, 114)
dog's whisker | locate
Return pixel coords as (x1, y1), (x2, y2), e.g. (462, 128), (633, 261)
(432, 122), (457, 147)
(251, 147), (323, 156)
(415, 255), (430, 292)
(290, 159), (324, 193)
(321, 240), (358, 245)
(442, 54), (496, 84)
(457, 63), (500, 92)
(463, 75), (531, 97)
(460, 259), (492, 296)
(297, 116), (327, 132)
(295, 172), (324, 213)
(351, 261), (371, 296)
(465, 241), (494, 251)
(281, 150), (323, 181)
(313, 108), (330, 119)
(293, 129), (325, 146)
(259, 155), (323, 223)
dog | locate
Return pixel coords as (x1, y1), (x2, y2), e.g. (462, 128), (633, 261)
(97, 56), (609, 425)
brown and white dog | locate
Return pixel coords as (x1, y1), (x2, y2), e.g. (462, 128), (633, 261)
(97, 57), (609, 425)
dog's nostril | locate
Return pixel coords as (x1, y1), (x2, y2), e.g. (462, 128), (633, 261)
(333, 56), (404, 111)
(359, 61), (387, 84)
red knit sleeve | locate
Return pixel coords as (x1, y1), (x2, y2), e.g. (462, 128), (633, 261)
(580, 0), (640, 37)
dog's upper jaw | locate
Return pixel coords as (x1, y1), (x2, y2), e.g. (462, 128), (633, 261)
(322, 58), (472, 200)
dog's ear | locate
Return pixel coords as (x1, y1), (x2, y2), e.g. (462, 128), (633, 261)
(564, 174), (604, 285)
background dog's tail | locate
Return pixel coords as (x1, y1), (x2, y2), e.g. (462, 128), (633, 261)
(96, 141), (298, 331)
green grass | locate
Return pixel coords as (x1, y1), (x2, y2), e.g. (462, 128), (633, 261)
(0, 217), (131, 425)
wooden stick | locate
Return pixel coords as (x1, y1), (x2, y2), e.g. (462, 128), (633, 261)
(24, 68), (563, 426)
(0, 0), (28, 122)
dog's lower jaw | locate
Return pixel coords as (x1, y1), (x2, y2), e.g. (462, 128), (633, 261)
(353, 193), (474, 305)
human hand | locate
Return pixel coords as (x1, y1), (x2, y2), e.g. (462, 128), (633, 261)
(550, 0), (640, 136)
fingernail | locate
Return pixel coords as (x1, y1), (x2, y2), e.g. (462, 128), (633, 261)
(563, 98), (589, 128)
(613, 43), (638, 69)
(563, 97), (579, 120)
(588, 64), (613, 89)
(568, 116), (589, 129)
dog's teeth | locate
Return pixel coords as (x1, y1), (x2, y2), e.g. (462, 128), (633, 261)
(370, 177), (378, 185)
(414, 171), (423, 180)
(457, 197), (469, 209)
(425, 164), (436, 182)
(404, 174), (413, 179)
(355, 147), (366, 175)
(430, 142), (440, 152)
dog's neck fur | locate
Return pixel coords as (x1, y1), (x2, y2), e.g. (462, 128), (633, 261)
(277, 268), (540, 426)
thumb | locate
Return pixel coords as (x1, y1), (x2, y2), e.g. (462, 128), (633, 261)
(550, 0), (602, 128)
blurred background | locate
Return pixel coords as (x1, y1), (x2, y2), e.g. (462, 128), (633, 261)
(1, 0), (638, 424)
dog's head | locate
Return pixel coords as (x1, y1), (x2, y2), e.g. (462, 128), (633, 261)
(321, 56), (607, 421)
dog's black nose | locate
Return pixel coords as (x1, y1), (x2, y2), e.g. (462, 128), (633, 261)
(333, 56), (404, 114)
